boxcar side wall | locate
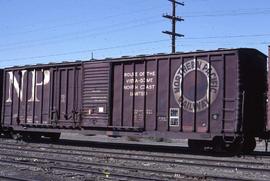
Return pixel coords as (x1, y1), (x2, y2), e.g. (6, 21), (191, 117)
(3, 49), (267, 141)
(268, 46), (270, 131)
(1, 64), (82, 128)
(0, 70), (3, 127)
(111, 51), (240, 139)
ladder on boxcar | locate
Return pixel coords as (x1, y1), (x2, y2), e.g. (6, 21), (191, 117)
(222, 92), (245, 141)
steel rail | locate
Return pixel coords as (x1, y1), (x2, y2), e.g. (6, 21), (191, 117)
(0, 153), (264, 181)
(0, 144), (269, 173)
(0, 175), (38, 181)
(0, 141), (268, 167)
(0, 159), (163, 181)
(0, 145), (269, 180)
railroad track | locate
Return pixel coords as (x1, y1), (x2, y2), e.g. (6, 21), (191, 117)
(0, 141), (269, 169)
(0, 151), (206, 181)
(0, 140), (269, 180)
(0, 154), (262, 181)
(0, 175), (38, 181)
(0, 158), (163, 181)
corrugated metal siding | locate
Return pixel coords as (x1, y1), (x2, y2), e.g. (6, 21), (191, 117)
(268, 46), (270, 131)
(2, 64), (82, 128)
(111, 52), (241, 134)
(81, 62), (110, 127)
(50, 66), (82, 126)
(0, 70), (3, 126)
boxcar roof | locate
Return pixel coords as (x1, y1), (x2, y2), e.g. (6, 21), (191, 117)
(4, 48), (266, 70)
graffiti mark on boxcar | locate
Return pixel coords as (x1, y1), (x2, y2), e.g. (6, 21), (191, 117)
(172, 59), (219, 113)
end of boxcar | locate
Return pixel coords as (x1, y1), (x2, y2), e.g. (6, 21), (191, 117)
(188, 48), (268, 154)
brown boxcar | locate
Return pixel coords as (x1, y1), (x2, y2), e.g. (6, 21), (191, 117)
(1, 48), (268, 151)
(268, 46), (270, 132)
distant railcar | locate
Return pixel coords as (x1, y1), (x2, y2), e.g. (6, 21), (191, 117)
(0, 48), (269, 153)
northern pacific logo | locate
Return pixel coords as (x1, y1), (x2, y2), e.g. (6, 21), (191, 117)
(172, 59), (219, 113)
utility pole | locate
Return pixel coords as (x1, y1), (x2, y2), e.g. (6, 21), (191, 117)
(162, 0), (184, 53)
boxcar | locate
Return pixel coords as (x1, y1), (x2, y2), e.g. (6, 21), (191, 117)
(0, 48), (269, 152)
(268, 46), (270, 132)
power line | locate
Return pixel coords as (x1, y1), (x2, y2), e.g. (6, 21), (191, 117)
(1, 1), (161, 37)
(2, 7), (268, 50)
(185, 33), (270, 40)
(0, 39), (169, 63)
(3, 7), (268, 36)
(1, 31), (269, 53)
(184, 10), (270, 17)
(0, 18), (162, 50)
(183, 8), (270, 15)
(1, 38), (269, 65)
(2, 7), (269, 38)
(177, 41), (270, 46)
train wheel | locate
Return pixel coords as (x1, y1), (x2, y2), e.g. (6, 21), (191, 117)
(3, 131), (13, 139)
(11, 132), (22, 140)
(223, 137), (243, 155)
(212, 136), (243, 154)
(242, 137), (256, 153)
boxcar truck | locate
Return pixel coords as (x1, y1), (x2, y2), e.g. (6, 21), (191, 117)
(0, 48), (269, 153)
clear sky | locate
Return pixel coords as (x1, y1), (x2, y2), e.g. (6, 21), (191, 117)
(0, 0), (269, 67)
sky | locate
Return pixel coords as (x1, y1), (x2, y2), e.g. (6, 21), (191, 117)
(0, 0), (270, 67)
